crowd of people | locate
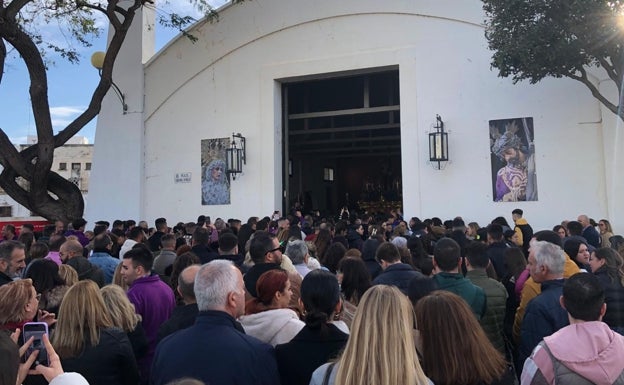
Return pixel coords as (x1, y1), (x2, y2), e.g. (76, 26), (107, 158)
(1, 208), (624, 385)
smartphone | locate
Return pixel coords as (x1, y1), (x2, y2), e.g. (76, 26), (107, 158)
(23, 322), (49, 368)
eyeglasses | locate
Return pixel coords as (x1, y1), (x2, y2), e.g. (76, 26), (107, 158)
(266, 246), (284, 254)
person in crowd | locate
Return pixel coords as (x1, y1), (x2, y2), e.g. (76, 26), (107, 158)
(0, 278), (55, 332)
(589, 247), (624, 334)
(18, 232), (34, 258)
(465, 242), (508, 353)
(513, 231), (580, 344)
(148, 218), (168, 253)
(313, 229), (332, 265)
(63, 218), (89, 248)
(58, 265), (79, 287)
(190, 227), (217, 264)
(322, 242), (346, 274)
(415, 290), (511, 385)
(214, 231), (245, 271)
(25, 241), (49, 270)
(372, 242), (423, 294)
(552, 225), (567, 239)
(238, 269), (304, 346)
(486, 224), (509, 278)
(169, 252), (200, 304)
(152, 234), (177, 276)
(346, 224), (364, 251)
(275, 270), (349, 385)
(407, 276), (438, 306)
(24, 259), (69, 315)
(157, 265), (201, 342)
(563, 238), (590, 271)
(100, 284), (148, 361)
(244, 231), (284, 297)
(121, 246), (175, 383)
(432, 237), (486, 320)
(518, 240), (569, 371)
(337, 257), (371, 329)
(89, 234), (121, 284)
(286, 239), (311, 278)
(501, 247), (526, 344)
(59, 240), (105, 287)
(44, 235), (65, 266)
(1, 332), (89, 385)
(52, 280), (139, 385)
(598, 219), (615, 248)
(361, 238), (382, 280)
(310, 285), (432, 385)
(512, 209), (533, 255)
(112, 263), (128, 291)
(151, 260), (280, 385)
(0, 240), (26, 286)
(119, 227), (146, 259)
(521, 273), (624, 384)
(578, 214), (600, 248)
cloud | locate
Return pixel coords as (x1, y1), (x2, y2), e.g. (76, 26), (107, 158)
(50, 106), (85, 118)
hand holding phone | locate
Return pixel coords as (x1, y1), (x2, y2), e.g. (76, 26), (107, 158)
(23, 322), (49, 369)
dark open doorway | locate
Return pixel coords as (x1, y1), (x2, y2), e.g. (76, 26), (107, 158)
(282, 68), (402, 217)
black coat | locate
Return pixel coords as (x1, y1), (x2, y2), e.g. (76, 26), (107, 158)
(61, 328), (139, 385)
(157, 303), (199, 343)
(275, 323), (348, 385)
(372, 263), (424, 294)
(594, 268), (624, 334)
(128, 322), (149, 361)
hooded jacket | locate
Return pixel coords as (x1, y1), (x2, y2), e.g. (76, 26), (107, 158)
(238, 308), (305, 346)
(521, 321), (624, 385)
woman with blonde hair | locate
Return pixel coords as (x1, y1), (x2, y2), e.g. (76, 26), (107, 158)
(58, 264), (79, 287)
(52, 280), (139, 385)
(415, 291), (511, 385)
(0, 278), (54, 331)
(599, 219), (615, 248)
(100, 285), (148, 360)
(310, 285), (431, 385)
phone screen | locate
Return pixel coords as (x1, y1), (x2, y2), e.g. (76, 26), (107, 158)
(23, 322), (49, 368)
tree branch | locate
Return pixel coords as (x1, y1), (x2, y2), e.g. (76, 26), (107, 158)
(569, 67), (622, 119)
(5, 0), (30, 19)
(596, 56), (621, 91)
(75, 1), (108, 15)
(0, 38), (5, 85)
(0, 127), (31, 178)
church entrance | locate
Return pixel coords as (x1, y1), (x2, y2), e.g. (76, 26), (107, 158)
(281, 67), (402, 218)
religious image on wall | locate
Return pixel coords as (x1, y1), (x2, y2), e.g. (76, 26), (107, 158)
(489, 117), (538, 202)
(201, 138), (230, 205)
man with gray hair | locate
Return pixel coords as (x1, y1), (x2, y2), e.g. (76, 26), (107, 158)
(0, 240), (26, 286)
(518, 240), (569, 371)
(286, 240), (311, 277)
(150, 260), (279, 385)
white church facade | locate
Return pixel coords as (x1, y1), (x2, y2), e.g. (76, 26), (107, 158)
(85, 0), (624, 232)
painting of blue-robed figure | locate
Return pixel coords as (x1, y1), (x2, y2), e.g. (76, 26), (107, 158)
(201, 138), (231, 205)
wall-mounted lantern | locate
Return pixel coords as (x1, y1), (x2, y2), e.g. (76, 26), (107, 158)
(429, 114), (449, 170)
(225, 133), (246, 180)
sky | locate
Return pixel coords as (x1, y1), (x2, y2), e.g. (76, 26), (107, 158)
(0, 0), (228, 145)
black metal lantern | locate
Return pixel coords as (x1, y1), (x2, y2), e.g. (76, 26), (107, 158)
(226, 133), (246, 180)
(429, 115), (448, 170)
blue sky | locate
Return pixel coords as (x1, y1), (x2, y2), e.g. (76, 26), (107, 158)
(0, 1), (227, 144)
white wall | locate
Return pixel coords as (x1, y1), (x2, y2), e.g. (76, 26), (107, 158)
(131, 0), (614, 230)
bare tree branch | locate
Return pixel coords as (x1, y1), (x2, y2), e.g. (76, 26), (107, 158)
(569, 67), (622, 119)
(0, 38), (5, 85)
(5, 0), (30, 19)
(596, 56), (622, 91)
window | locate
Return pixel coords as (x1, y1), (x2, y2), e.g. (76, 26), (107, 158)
(85, 163), (92, 171)
(323, 167), (334, 182)
(0, 206), (12, 217)
(71, 163), (81, 171)
(58, 163), (67, 171)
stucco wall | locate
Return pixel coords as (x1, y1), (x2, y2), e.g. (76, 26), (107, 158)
(134, 0), (610, 230)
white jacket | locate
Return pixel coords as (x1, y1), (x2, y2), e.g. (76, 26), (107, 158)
(49, 373), (89, 385)
(238, 308), (304, 346)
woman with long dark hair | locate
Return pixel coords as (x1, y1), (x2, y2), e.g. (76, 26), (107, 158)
(275, 270), (348, 385)
(590, 247), (624, 334)
(337, 257), (371, 329)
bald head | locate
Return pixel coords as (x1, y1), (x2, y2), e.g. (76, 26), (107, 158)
(59, 240), (83, 262)
(577, 215), (590, 228)
(178, 264), (201, 303)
